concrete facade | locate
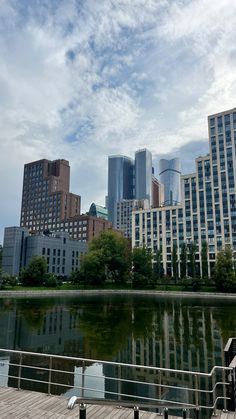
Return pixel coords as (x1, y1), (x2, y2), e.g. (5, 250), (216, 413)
(116, 199), (149, 239)
(2, 227), (87, 277)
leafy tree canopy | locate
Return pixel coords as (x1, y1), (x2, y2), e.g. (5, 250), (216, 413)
(20, 256), (48, 286)
(81, 230), (132, 284)
(214, 247), (236, 292)
(132, 246), (153, 287)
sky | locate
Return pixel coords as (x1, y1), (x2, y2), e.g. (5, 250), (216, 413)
(1, 0), (236, 243)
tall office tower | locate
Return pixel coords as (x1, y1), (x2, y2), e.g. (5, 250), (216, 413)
(107, 155), (134, 226)
(20, 159), (81, 233)
(135, 149), (152, 202)
(159, 158), (181, 206)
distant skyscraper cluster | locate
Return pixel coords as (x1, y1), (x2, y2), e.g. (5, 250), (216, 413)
(107, 149), (166, 237)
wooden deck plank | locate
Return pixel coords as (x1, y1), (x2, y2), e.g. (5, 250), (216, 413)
(225, 413), (236, 419)
(0, 387), (234, 419)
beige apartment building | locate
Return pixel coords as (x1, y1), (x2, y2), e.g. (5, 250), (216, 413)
(132, 107), (236, 276)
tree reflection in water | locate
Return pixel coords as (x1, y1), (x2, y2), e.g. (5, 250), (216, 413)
(0, 294), (235, 370)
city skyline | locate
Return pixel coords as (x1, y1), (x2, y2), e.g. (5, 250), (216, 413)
(1, 0), (236, 243)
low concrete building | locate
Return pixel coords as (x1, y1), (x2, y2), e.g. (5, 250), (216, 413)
(2, 227), (87, 278)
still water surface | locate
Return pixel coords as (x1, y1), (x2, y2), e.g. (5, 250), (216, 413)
(0, 294), (235, 410)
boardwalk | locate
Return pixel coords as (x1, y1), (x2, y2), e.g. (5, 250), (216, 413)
(0, 387), (175, 418)
(0, 387), (235, 418)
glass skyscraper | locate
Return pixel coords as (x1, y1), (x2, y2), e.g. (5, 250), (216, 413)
(107, 149), (156, 232)
(107, 155), (134, 225)
(159, 158), (181, 206)
(135, 149), (152, 203)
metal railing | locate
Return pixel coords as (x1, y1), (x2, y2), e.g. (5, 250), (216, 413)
(0, 348), (233, 417)
(224, 337), (236, 411)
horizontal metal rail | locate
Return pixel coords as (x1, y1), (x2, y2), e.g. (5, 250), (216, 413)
(66, 396), (231, 411)
(0, 359), (230, 396)
(0, 348), (232, 377)
(0, 348), (232, 414)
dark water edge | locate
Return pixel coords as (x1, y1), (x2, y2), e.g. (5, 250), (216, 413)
(0, 293), (235, 416)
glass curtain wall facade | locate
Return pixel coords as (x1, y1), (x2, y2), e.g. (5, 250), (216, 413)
(108, 150), (155, 232)
(107, 156), (134, 226)
(159, 158), (181, 206)
(132, 107), (236, 276)
(135, 149), (152, 203)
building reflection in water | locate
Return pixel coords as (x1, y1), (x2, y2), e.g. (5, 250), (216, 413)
(0, 295), (235, 405)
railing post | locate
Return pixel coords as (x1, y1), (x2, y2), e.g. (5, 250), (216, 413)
(194, 407), (200, 419)
(224, 337), (236, 411)
(133, 406), (139, 419)
(164, 407), (168, 419)
(223, 368), (228, 412)
(48, 356), (52, 395)
(81, 361), (85, 398)
(79, 403), (86, 419)
(212, 377), (217, 416)
(194, 375), (199, 408)
(157, 369), (162, 415)
(182, 408), (187, 419)
(118, 364), (121, 402)
(231, 363), (236, 411)
(17, 353), (22, 390)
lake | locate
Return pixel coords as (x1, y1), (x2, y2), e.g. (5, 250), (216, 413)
(0, 293), (235, 412)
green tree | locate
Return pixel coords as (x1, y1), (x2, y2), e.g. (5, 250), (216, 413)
(80, 249), (106, 285)
(132, 246), (152, 287)
(172, 243), (178, 283)
(80, 230), (131, 284)
(154, 246), (163, 282)
(69, 269), (82, 285)
(20, 256), (48, 286)
(180, 242), (187, 279)
(201, 241), (208, 279)
(188, 242), (197, 278)
(214, 246), (236, 292)
(0, 269), (17, 289)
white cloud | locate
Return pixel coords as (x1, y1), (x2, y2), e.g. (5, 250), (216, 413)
(1, 0), (236, 242)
